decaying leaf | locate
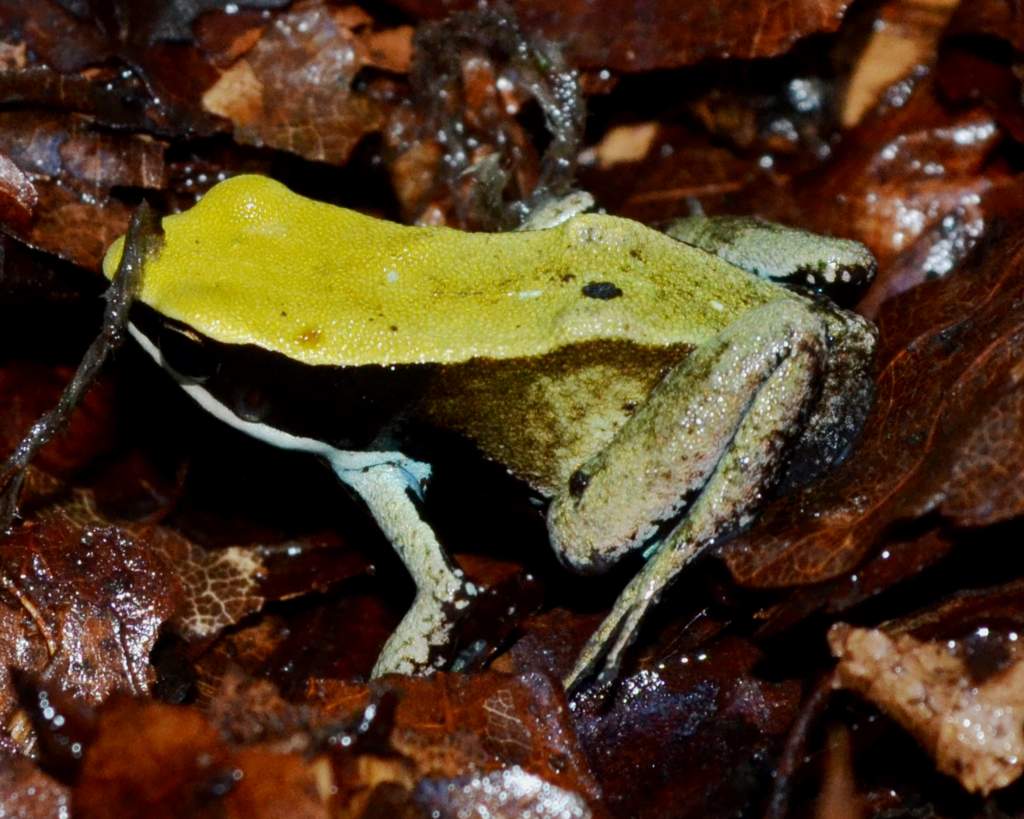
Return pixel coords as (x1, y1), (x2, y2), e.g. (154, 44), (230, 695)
(62, 668), (602, 817)
(937, 0), (1024, 142)
(73, 695), (334, 818)
(0, 153), (37, 228)
(786, 70), (1015, 315)
(830, 624), (1024, 795)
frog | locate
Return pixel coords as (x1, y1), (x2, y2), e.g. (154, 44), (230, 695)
(102, 174), (877, 691)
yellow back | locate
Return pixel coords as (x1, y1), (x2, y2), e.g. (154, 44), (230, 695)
(103, 175), (783, 366)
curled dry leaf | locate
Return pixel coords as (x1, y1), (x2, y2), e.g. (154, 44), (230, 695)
(389, 0), (854, 71)
(720, 220), (1024, 588)
(829, 624), (1024, 795)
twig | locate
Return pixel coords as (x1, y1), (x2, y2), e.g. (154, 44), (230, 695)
(0, 201), (161, 531)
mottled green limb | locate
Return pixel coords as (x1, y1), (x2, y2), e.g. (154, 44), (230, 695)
(334, 460), (473, 677)
(666, 215), (876, 300)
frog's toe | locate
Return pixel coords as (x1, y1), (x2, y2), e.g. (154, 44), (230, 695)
(564, 594), (647, 694)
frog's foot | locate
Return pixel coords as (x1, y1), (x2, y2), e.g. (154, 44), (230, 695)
(517, 191), (595, 231)
(333, 457), (474, 677)
(563, 569), (656, 693)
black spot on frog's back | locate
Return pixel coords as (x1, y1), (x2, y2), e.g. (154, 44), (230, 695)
(581, 281), (623, 300)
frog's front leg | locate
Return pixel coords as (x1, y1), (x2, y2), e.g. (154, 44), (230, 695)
(327, 453), (474, 677)
(128, 325), (472, 677)
(549, 299), (829, 692)
(666, 216), (876, 303)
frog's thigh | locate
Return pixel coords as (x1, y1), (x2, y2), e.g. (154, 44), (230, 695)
(327, 454), (471, 677)
(549, 298), (827, 573)
(555, 300), (828, 689)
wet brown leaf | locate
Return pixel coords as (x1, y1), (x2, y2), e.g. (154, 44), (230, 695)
(721, 222), (1024, 588)
(574, 636), (801, 819)
(813, 725), (860, 819)
(0, 0), (231, 136)
(416, 767), (594, 818)
(752, 528), (956, 636)
(4, 0), (1024, 814)
(841, 0), (957, 128)
(0, 500), (180, 734)
(500, 606), (801, 819)
(789, 72), (1010, 312)
(0, 110), (165, 269)
(0, 363), (116, 479)
(0, 67), (170, 133)
(133, 524), (266, 642)
(53, 0), (291, 47)
(73, 696), (333, 819)
(68, 667), (601, 818)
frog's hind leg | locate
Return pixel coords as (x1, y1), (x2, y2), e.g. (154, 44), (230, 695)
(326, 451), (474, 677)
(554, 300), (828, 692)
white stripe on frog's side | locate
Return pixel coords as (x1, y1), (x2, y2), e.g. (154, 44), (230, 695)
(127, 323), (431, 492)
(128, 321), (468, 676)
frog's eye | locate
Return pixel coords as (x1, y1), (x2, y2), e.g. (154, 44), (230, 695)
(157, 322), (220, 385)
(231, 384), (271, 424)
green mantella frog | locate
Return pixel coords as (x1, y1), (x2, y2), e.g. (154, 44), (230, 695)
(103, 175), (877, 690)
